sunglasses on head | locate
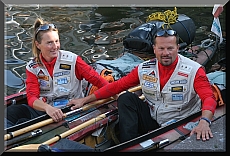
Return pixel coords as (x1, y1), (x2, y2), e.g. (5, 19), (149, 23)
(35, 24), (57, 36)
(154, 29), (177, 38)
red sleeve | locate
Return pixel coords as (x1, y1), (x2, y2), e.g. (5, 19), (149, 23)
(26, 69), (40, 108)
(194, 67), (217, 114)
(94, 67), (140, 99)
(75, 56), (109, 88)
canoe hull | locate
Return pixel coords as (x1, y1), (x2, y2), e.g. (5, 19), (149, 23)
(4, 35), (222, 152)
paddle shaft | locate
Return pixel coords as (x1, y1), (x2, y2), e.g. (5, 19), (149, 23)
(5, 85), (142, 141)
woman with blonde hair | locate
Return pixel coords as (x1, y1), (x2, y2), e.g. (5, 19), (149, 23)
(5, 18), (109, 128)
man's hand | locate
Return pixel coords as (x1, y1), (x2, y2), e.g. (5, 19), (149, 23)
(190, 119), (213, 141)
(67, 98), (85, 110)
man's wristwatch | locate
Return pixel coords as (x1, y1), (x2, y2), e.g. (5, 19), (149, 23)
(199, 117), (212, 126)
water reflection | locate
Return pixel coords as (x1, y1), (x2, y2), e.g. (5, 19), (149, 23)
(4, 5), (226, 96)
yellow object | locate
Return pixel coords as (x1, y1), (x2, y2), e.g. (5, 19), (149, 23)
(146, 7), (179, 29)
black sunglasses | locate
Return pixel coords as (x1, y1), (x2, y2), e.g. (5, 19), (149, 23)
(154, 29), (177, 38)
(35, 24), (57, 36)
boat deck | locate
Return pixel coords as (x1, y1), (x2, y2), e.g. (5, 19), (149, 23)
(159, 104), (226, 152)
(169, 115), (226, 152)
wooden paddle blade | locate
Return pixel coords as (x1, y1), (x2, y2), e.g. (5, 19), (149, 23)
(5, 144), (40, 152)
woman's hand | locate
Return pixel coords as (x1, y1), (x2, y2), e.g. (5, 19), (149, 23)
(33, 99), (65, 122)
(45, 105), (65, 122)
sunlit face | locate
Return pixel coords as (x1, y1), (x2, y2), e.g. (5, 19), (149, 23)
(153, 36), (179, 66)
(35, 31), (60, 62)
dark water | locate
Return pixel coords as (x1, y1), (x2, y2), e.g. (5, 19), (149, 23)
(4, 5), (226, 96)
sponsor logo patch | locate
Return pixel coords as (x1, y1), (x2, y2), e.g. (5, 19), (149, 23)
(170, 79), (187, 85)
(60, 64), (71, 70)
(38, 75), (49, 81)
(143, 74), (158, 83)
(142, 65), (150, 68)
(143, 90), (155, 96)
(144, 81), (154, 88)
(37, 70), (49, 81)
(142, 59), (156, 68)
(38, 69), (45, 76)
(148, 58), (156, 65)
(28, 62), (39, 68)
(177, 72), (188, 77)
(171, 86), (183, 92)
(53, 71), (71, 77)
(172, 94), (183, 101)
(40, 89), (51, 92)
(149, 70), (156, 77)
(53, 99), (69, 108)
(58, 86), (70, 92)
(55, 77), (70, 85)
(40, 79), (50, 87)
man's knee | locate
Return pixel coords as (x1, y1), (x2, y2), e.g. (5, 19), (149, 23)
(117, 92), (133, 102)
(117, 91), (137, 108)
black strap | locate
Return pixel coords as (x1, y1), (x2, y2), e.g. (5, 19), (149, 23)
(54, 134), (62, 141)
